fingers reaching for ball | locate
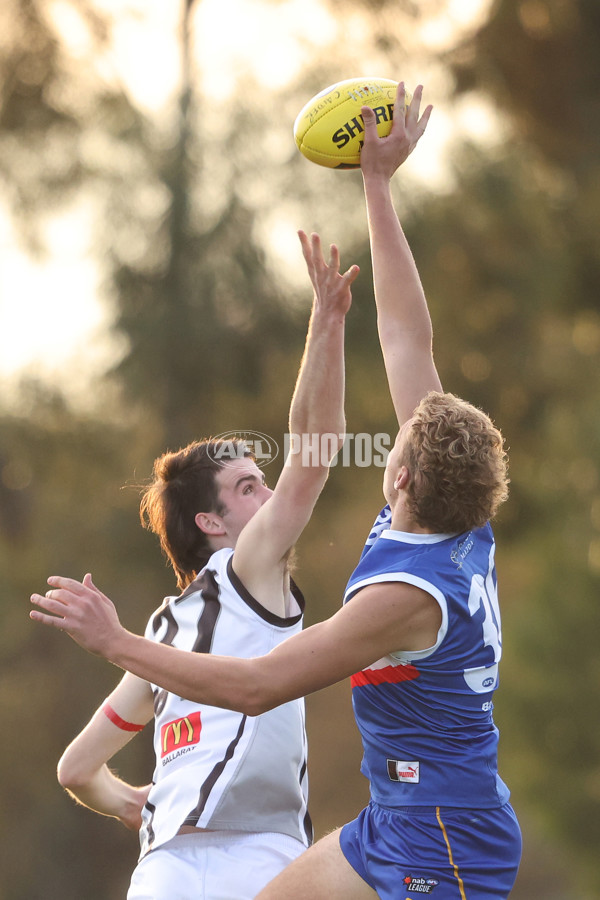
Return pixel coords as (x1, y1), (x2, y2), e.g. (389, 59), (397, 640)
(360, 81), (432, 180)
(298, 229), (358, 316)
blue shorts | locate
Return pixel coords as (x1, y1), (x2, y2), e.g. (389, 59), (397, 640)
(339, 801), (521, 900)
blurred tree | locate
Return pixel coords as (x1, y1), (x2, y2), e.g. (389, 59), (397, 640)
(439, 1), (600, 886)
(1, 0), (599, 897)
(0, 382), (168, 898)
(106, 0), (302, 448)
(0, 0), (146, 252)
(404, 146), (600, 888)
(451, 0), (600, 172)
(0, 3), (311, 895)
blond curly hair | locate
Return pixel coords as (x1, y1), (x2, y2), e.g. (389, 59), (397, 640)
(400, 392), (509, 534)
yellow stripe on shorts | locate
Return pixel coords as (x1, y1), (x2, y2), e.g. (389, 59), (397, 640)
(435, 807), (467, 900)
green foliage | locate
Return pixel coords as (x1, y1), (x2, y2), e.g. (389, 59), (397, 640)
(0, 0), (147, 256)
(451, 0), (600, 171)
(1, 0), (599, 897)
(0, 383), (162, 897)
(443, 2), (600, 886)
(402, 144), (600, 886)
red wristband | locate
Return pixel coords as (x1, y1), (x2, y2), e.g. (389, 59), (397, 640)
(102, 702), (145, 732)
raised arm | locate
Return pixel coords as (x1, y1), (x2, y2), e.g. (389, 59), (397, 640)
(360, 82), (442, 427)
(56, 670), (154, 830)
(231, 232), (358, 604)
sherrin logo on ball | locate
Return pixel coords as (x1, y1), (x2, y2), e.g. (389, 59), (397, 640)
(293, 77), (412, 169)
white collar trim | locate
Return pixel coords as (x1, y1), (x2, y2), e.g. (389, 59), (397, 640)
(380, 528), (458, 545)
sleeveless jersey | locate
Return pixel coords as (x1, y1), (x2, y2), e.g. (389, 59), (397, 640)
(344, 505), (510, 810)
(138, 548), (312, 858)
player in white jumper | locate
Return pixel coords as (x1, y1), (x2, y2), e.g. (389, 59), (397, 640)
(36, 229), (359, 900)
(32, 84), (521, 897)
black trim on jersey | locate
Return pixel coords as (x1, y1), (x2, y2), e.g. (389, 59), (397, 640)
(175, 571), (214, 602)
(183, 714), (248, 827)
(186, 568), (222, 654)
(150, 598), (179, 644)
(153, 685), (168, 716)
(298, 758), (314, 845)
(226, 556), (305, 626)
(152, 569), (222, 715)
(142, 795), (157, 851)
(150, 600), (181, 715)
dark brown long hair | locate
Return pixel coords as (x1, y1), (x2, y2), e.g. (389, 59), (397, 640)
(140, 438), (252, 590)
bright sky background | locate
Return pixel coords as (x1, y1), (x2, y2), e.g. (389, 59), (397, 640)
(0, 0), (497, 395)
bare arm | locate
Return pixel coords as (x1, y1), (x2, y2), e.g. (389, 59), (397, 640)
(57, 669), (154, 830)
(30, 574), (441, 716)
(360, 82), (442, 427)
(232, 232), (358, 604)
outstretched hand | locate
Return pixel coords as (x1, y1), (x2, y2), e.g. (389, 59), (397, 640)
(360, 82), (432, 181)
(298, 229), (359, 317)
(30, 573), (125, 659)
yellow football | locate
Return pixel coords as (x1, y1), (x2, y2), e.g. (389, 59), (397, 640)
(293, 77), (411, 169)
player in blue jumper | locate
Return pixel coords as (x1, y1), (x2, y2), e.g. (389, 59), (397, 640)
(31, 83), (521, 899)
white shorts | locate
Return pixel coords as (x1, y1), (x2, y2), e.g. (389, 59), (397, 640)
(126, 830), (306, 900)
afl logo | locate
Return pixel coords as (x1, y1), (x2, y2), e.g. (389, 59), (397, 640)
(208, 431), (280, 469)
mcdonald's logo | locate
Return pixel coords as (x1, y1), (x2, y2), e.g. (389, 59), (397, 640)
(160, 711), (202, 758)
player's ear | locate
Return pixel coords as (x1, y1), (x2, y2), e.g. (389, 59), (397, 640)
(195, 512), (226, 536)
(394, 466), (410, 492)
